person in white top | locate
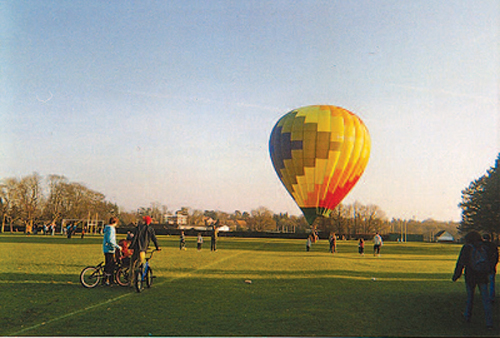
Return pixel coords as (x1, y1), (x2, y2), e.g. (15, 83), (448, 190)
(373, 232), (383, 256)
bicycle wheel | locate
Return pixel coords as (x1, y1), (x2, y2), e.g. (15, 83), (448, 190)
(134, 265), (144, 293)
(115, 267), (130, 287)
(80, 266), (102, 288)
(145, 267), (153, 288)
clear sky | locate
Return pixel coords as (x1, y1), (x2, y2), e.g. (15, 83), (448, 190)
(1, 0), (499, 222)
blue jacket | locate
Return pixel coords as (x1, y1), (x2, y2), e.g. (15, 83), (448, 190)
(103, 225), (121, 253)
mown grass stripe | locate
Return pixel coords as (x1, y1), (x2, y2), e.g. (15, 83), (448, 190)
(8, 250), (246, 336)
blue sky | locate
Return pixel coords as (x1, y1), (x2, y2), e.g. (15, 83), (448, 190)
(1, 0), (499, 221)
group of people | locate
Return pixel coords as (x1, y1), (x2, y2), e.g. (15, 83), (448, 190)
(306, 232), (382, 257)
(102, 216), (161, 286)
(452, 231), (498, 329)
(179, 227), (218, 251)
(30, 223), (57, 236)
(102, 216), (222, 286)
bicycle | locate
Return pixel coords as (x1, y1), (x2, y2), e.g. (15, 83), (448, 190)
(134, 249), (159, 293)
(80, 256), (130, 288)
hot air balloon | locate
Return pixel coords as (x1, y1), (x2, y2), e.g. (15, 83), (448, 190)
(269, 105), (370, 225)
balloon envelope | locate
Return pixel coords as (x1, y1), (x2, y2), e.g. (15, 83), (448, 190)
(269, 105), (370, 225)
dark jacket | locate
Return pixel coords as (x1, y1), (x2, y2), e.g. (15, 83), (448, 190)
(453, 242), (492, 285)
(483, 240), (499, 273)
(129, 223), (159, 252)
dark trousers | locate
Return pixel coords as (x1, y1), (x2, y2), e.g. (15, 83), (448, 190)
(465, 281), (492, 327)
(104, 252), (115, 280)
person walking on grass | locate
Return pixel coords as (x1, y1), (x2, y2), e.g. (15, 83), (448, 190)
(482, 234), (499, 303)
(128, 216), (161, 286)
(359, 238), (365, 256)
(452, 231), (494, 329)
(373, 232), (383, 256)
(102, 217), (121, 286)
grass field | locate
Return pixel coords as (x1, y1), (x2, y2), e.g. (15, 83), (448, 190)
(1, 233), (499, 337)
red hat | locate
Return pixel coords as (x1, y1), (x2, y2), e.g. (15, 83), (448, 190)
(143, 216), (152, 225)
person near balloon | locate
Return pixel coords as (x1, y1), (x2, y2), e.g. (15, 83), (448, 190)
(306, 235), (312, 252)
(452, 231), (493, 329)
(358, 238), (365, 256)
(373, 233), (383, 256)
(329, 232), (337, 254)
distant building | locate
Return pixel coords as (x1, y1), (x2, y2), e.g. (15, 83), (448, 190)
(435, 230), (455, 243)
(225, 219), (248, 231)
(218, 225), (230, 232)
(165, 213), (188, 226)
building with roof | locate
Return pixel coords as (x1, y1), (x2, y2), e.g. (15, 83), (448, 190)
(435, 230), (455, 243)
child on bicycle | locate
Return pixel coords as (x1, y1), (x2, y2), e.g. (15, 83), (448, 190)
(103, 217), (121, 286)
(118, 238), (134, 266)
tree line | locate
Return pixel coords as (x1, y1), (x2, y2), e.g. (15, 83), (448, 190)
(0, 174), (118, 232)
(458, 153), (500, 241)
(0, 172), (460, 240)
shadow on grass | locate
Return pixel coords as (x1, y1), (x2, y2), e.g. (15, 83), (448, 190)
(2, 270), (499, 337)
(0, 274), (133, 336)
(0, 234), (103, 245)
(162, 266), (455, 281)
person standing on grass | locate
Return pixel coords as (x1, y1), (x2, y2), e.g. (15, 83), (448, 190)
(102, 217), (121, 286)
(306, 234), (312, 252)
(128, 216), (161, 286)
(452, 231), (493, 329)
(211, 221), (219, 252)
(482, 234), (499, 303)
(67, 223), (72, 239)
(329, 232), (337, 254)
(373, 232), (383, 256)
(197, 233), (203, 251)
(358, 238), (365, 256)
(180, 231), (186, 250)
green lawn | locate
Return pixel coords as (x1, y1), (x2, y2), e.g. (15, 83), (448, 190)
(1, 233), (498, 337)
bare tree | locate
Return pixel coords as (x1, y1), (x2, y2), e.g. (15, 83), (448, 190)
(248, 206), (275, 231)
(16, 173), (44, 232)
(0, 178), (20, 232)
(361, 204), (387, 233)
(329, 203), (350, 235)
(190, 209), (205, 226)
(44, 175), (68, 224)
